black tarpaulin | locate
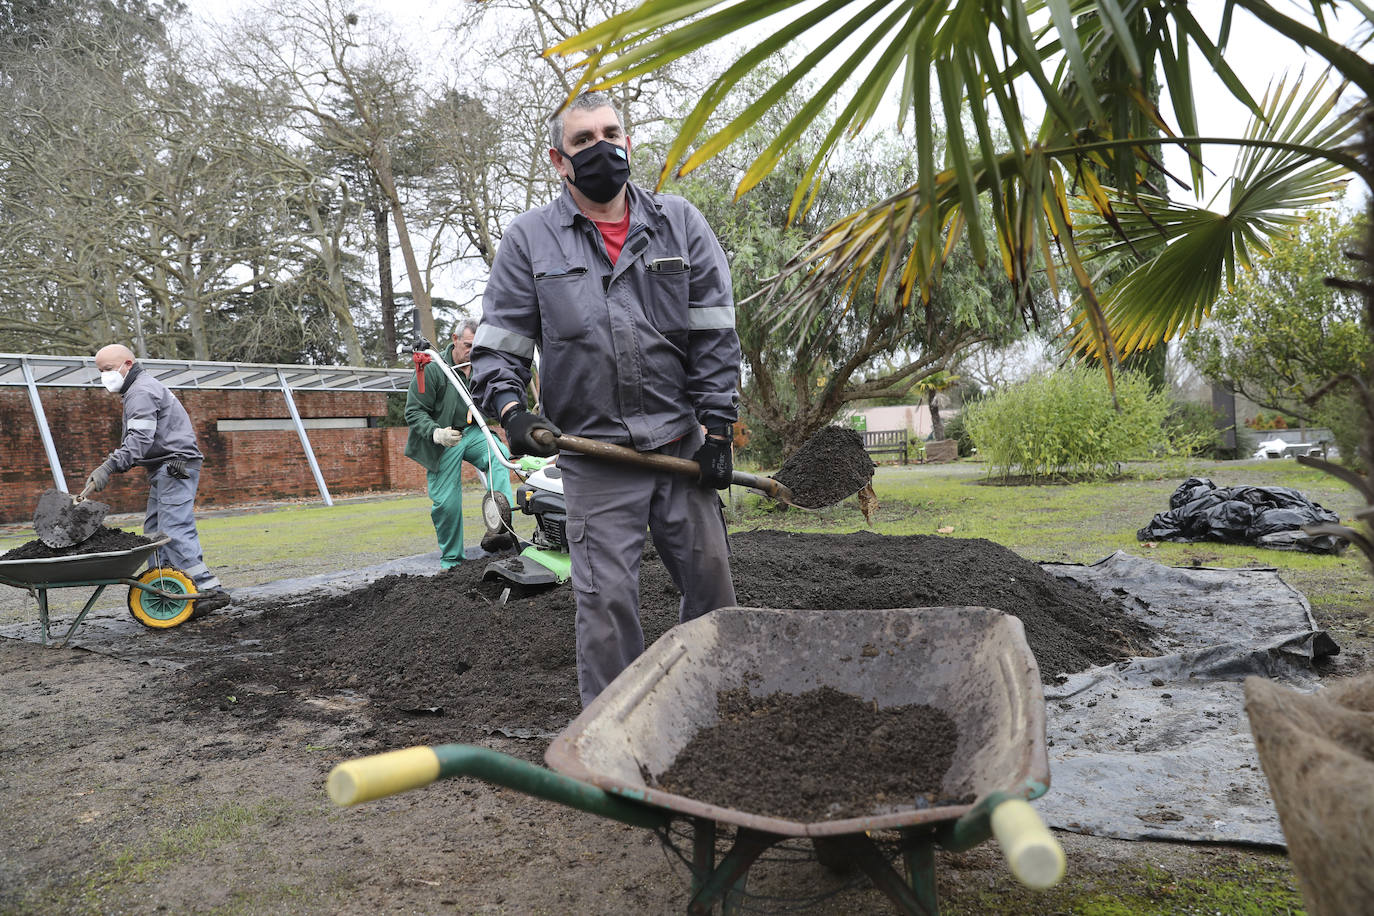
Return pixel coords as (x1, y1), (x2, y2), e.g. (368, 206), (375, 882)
(1137, 476), (1344, 554)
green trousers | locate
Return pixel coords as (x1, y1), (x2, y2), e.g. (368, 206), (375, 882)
(427, 425), (515, 569)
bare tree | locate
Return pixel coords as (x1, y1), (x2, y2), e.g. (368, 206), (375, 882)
(420, 0), (714, 304)
(220, 0), (441, 347)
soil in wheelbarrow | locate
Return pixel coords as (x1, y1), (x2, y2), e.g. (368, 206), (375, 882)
(652, 685), (971, 821)
(772, 425), (877, 508)
(0, 526), (151, 562)
(168, 530), (1154, 754)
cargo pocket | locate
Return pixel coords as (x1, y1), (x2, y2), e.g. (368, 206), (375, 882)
(565, 515), (597, 594)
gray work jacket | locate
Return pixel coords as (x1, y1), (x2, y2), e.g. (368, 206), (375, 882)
(105, 364), (204, 472)
(471, 183), (740, 451)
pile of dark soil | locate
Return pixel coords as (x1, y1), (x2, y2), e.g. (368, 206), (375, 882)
(653, 685), (968, 821)
(171, 531), (1153, 749)
(773, 426), (876, 508)
(1, 527), (151, 561)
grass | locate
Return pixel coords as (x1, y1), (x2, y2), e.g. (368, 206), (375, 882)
(942, 856), (1307, 915)
(729, 457), (1370, 642)
(3, 457), (1366, 635)
(54, 801), (277, 914)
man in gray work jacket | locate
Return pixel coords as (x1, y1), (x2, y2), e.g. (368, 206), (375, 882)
(85, 344), (230, 612)
(471, 91), (740, 706)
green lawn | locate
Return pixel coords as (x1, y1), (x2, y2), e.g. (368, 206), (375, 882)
(3, 456), (1367, 637)
(729, 457), (1370, 641)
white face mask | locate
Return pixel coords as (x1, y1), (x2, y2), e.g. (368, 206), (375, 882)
(100, 369), (124, 393)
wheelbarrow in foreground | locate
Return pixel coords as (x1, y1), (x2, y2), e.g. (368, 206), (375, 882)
(0, 534), (216, 646)
(329, 606), (1064, 914)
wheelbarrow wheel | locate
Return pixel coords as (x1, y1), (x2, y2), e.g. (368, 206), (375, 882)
(127, 567), (196, 628)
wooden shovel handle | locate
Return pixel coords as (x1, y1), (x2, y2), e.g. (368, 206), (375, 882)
(534, 430), (795, 505)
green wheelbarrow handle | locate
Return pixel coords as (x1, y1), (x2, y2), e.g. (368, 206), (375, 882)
(328, 744), (668, 831)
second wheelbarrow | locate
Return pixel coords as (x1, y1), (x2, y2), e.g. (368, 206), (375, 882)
(0, 533), (216, 646)
(329, 606), (1063, 914)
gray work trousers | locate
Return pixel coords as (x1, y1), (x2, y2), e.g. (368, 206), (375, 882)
(560, 427), (736, 706)
(144, 460), (220, 590)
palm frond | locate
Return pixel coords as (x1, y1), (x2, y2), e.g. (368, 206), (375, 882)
(1067, 75), (1359, 356)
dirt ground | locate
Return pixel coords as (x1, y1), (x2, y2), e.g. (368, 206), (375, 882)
(0, 527), (1312, 914)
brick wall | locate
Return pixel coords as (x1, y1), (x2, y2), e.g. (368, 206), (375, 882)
(0, 387), (427, 523)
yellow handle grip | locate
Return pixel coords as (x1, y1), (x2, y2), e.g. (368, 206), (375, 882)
(991, 798), (1066, 889)
(327, 746), (441, 806)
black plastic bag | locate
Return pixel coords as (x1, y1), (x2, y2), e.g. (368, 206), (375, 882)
(1138, 477), (1344, 554)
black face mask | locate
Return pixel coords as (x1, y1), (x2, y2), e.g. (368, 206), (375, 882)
(562, 140), (630, 203)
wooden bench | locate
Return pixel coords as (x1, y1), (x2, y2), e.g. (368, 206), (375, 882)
(862, 429), (909, 464)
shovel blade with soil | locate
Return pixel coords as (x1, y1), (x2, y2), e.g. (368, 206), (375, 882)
(532, 423), (875, 512)
(33, 487), (111, 548)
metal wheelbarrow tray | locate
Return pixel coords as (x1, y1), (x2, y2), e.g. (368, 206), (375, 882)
(548, 606), (1049, 836)
(330, 606), (1063, 914)
(0, 534), (207, 645)
(0, 534), (170, 587)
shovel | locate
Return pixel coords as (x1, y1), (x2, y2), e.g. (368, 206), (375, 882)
(33, 485), (111, 548)
(531, 427), (876, 515)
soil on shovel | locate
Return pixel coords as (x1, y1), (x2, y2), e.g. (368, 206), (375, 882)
(169, 531), (1154, 755)
(31, 488), (111, 548)
(652, 685), (969, 822)
(773, 426), (877, 508)
(1, 526), (151, 561)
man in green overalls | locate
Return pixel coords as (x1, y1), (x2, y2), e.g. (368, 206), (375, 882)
(405, 319), (516, 569)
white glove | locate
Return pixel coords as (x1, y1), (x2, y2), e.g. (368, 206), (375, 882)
(432, 427), (462, 447)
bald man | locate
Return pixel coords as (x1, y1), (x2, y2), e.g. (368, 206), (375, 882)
(86, 345), (229, 612)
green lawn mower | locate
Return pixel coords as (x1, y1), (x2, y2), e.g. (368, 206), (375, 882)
(481, 457), (572, 590)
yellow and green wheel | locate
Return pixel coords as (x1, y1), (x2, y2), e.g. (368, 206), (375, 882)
(127, 567), (197, 628)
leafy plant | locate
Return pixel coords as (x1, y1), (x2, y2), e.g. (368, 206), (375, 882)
(964, 369), (1170, 480)
(941, 412), (975, 458)
(1247, 411), (1292, 431)
(1160, 399), (1226, 460)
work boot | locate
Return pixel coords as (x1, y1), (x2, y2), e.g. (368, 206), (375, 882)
(480, 531), (517, 554)
(194, 588), (232, 614)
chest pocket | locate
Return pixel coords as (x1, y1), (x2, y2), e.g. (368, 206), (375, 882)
(535, 268), (593, 341)
(644, 265), (690, 336)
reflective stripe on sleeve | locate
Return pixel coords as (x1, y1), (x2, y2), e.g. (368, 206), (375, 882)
(688, 306), (735, 330)
(128, 418), (157, 431)
(473, 324), (536, 359)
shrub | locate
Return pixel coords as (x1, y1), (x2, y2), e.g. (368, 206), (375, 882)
(941, 412), (976, 457)
(1311, 386), (1363, 469)
(964, 368), (1170, 479)
(1161, 399), (1227, 459)
(1247, 410), (1294, 430)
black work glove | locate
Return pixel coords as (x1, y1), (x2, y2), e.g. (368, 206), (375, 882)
(504, 407), (561, 457)
(86, 460), (114, 493)
(693, 429), (733, 489)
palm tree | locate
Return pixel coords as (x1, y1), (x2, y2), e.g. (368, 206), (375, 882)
(551, 1), (1366, 358)
(550, 0), (1374, 547)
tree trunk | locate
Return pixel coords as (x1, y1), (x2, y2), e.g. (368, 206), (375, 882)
(929, 394), (945, 440)
(306, 198), (364, 366)
(371, 146), (434, 345)
(374, 202), (396, 362)
(179, 248), (208, 360)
